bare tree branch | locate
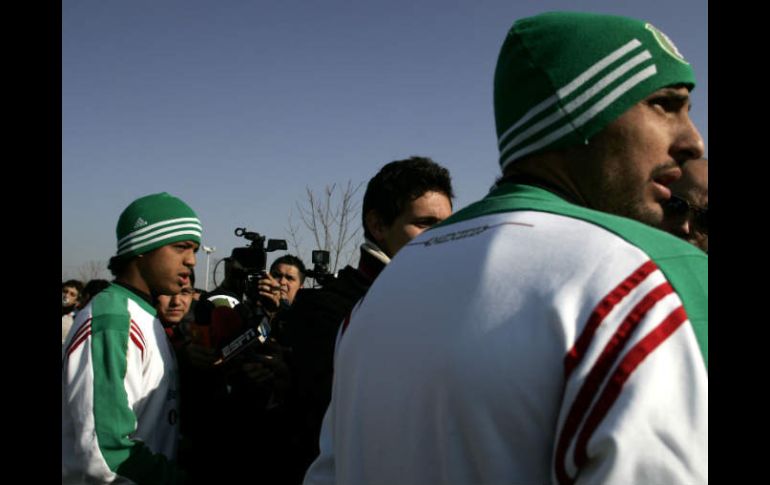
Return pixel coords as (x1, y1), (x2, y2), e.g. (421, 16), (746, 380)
(76, 260), (109, 282)
(285, 208), (304, 257)
(292, 180), (363, 273)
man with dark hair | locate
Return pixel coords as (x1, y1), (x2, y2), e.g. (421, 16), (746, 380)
(270, 254), (307, 305)
(660, 157), (708, 252)
(62, 192), (201, 484)
(158, 284), (195, 327)
(288, 155), (454, 481)
(78, 279), (111, 310)
(360, 156), (455, 258)
(305, 12), (707, 485)
(61, 279), (84, 345)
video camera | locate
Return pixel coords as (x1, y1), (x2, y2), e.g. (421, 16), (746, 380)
(304, 250), (335, 287)
(229, 227), (288, 299)
(191, 227), (288, 366)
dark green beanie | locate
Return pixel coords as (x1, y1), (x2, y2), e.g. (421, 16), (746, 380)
(494, 11), (695, 170)
(115, 192), (202, 260)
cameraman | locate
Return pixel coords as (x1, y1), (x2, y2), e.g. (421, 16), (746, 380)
(238, 254), (307, 399)
(270, 255), (306, 306)
(175, 255), (303, 484)
(234, 255), (306, 405)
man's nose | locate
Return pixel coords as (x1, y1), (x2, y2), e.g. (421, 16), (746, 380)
(673, 115), (705, 163)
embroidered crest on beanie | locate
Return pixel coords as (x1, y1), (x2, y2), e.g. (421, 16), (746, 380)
(115, 192), (202, 260)
(493, 11), (695, 170)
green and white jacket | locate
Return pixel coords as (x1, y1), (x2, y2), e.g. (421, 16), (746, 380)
(62, 283), (182, 484)
(306, 183), (707, 485)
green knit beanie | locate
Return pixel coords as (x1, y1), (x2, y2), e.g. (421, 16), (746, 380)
(114, 192), (202, 260)
(494, 11), (695, 170)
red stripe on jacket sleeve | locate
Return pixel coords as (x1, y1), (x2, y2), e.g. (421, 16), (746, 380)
(66, 326), (92, 358)
(572, 306), (689, 470)
(554, 281), (673, 485)
(129, 331), (145, 360)
(129, 320), (147, 347)
(564, 260), (658, 379)
(68, 318), (93, 346)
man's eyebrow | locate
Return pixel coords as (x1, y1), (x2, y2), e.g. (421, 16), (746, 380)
(651, 88), (690, 101)
(649, 89), (694, 112)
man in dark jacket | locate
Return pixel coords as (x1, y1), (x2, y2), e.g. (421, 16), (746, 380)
(286, 156), (454, 480)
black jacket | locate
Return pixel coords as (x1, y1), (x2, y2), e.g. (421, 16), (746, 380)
(285, 248), (386, 476)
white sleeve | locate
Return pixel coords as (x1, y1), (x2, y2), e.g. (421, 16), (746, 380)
(552, 264), (708, 485)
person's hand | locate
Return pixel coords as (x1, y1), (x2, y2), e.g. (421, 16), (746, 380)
(242, 352), (291, 403)
(257, 273), (282, 313)
(185, 343), (218, 370)
(242, 358), (275, 385)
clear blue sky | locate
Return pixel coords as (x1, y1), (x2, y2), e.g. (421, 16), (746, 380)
(62, 0), (708, 285)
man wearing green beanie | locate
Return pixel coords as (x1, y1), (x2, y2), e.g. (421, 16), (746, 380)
(305, 12), (707, 485)
(63, 192), (202, 484)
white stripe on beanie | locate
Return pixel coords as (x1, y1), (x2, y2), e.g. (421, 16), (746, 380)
(116, 229), (203, 256)
(500, 64), (657, 170)
(117, 217), (202, 247)
(499, 50), (653, 161)
(118, 221), (202, 252)
(497, 39), (643, 146)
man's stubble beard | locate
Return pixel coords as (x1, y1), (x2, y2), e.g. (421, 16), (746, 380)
(593, 167), (662, 227)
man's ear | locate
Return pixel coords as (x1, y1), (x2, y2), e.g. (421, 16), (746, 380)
(364, 209), (386, 243)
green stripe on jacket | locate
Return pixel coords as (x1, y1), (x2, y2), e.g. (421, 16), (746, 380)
(90, 284), (182, 484)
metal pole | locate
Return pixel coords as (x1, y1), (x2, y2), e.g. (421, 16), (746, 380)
(202, 246), (216, 292)
(205, 251), (211, 291)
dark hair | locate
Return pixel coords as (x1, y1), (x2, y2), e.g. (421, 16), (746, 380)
(84, 279), (110, 295)
(80, 279), (110, 308)
(270, 254), (307, 283)
(62, 279), (84, 295)
(108, 255), (130, 277)
(362, 156), (454, 241)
